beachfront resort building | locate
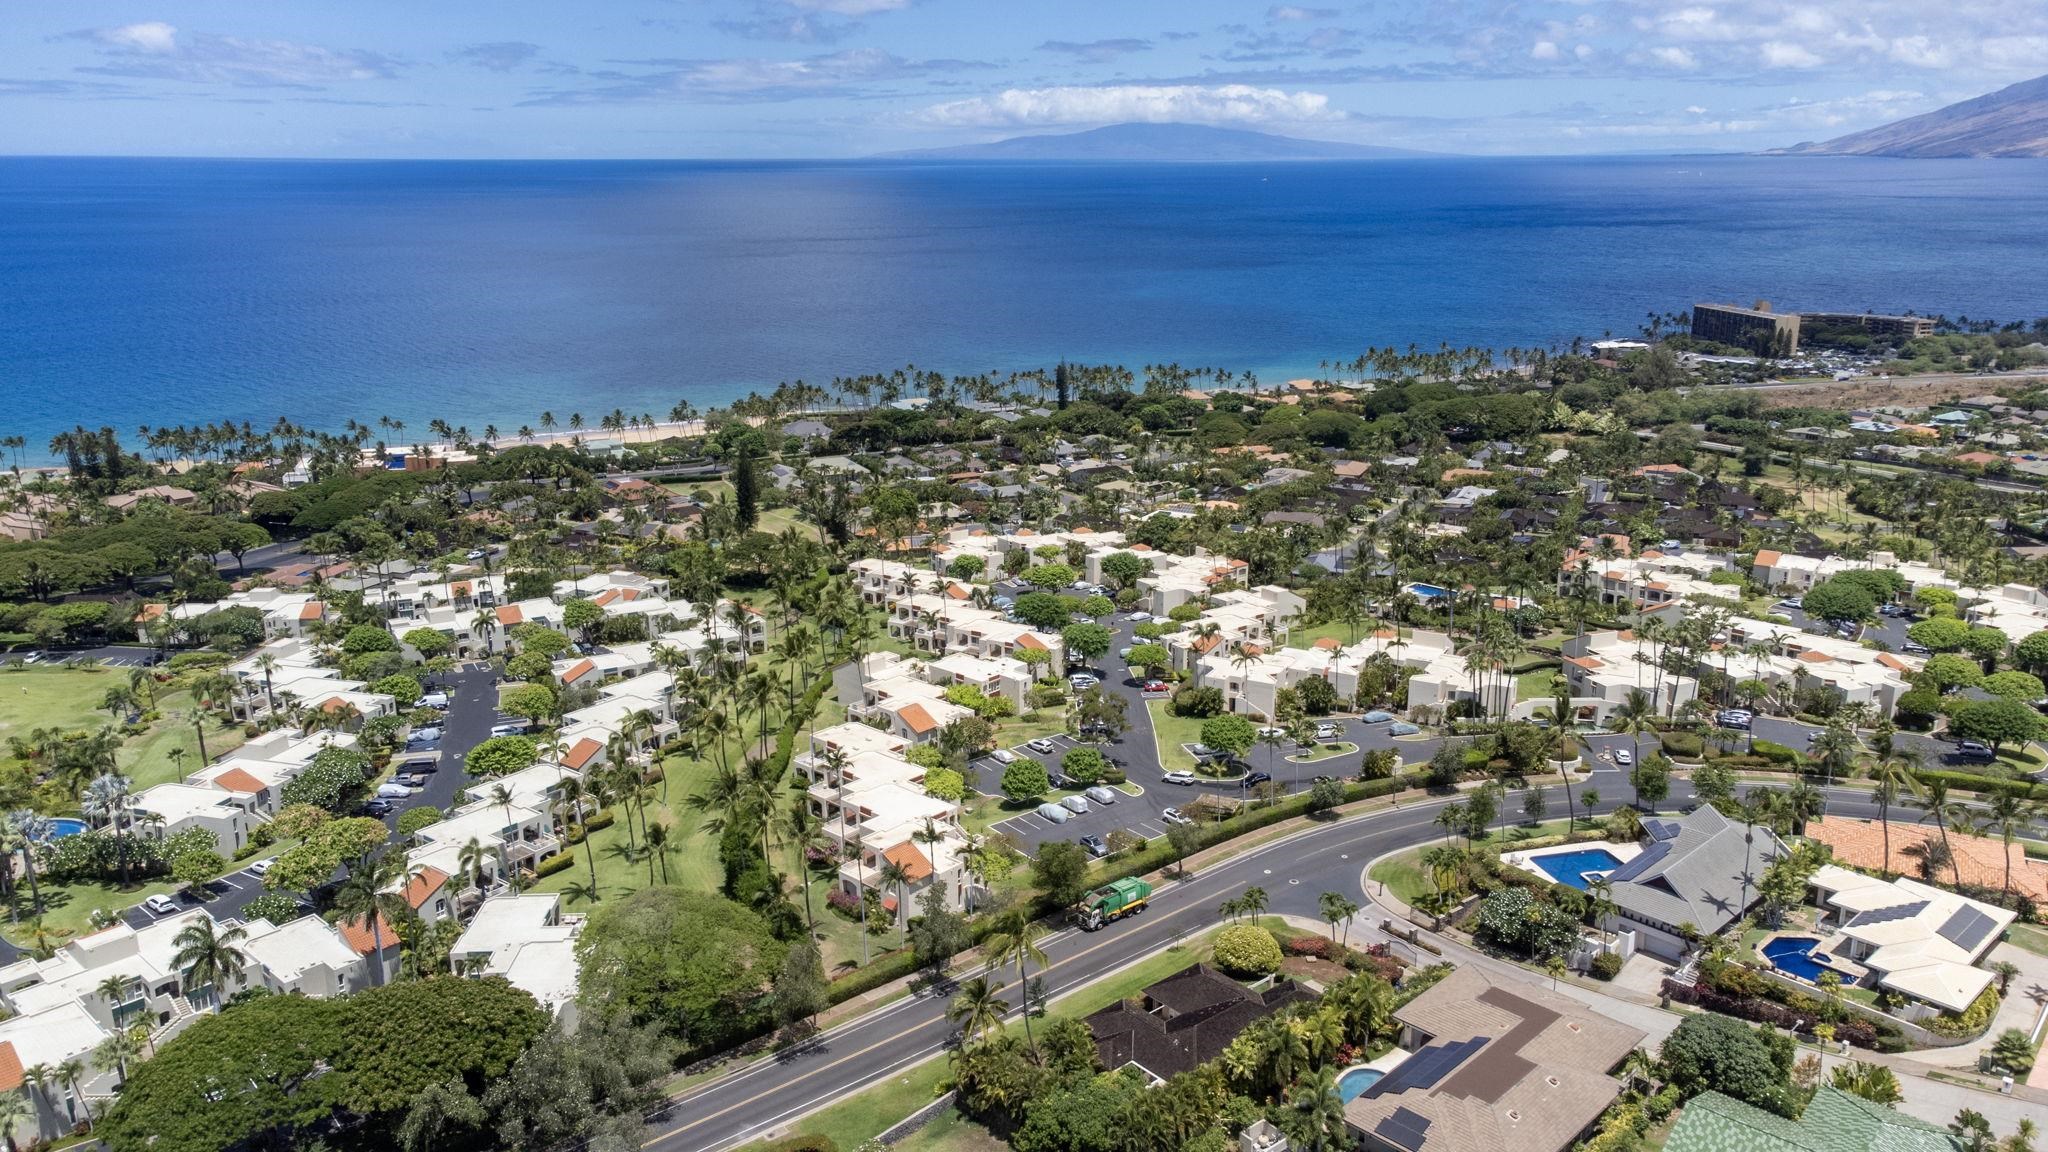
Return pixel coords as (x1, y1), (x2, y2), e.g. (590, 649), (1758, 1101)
(791, 720), (980, 916)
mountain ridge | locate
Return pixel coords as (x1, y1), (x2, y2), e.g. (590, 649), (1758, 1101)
(875, 122), (1441, 162)
(1772, 73), (2048, 158)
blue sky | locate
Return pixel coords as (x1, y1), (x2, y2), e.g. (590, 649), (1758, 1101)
(3, 1), (2042, 157)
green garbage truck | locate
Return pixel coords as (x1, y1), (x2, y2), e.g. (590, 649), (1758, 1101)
(1072, 877), (1152, 930)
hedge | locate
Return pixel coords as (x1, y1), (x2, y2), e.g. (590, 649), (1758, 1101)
(534, 850), (576, 878)
(1913, 769), (2048, 801)
(1657, 732), (1703, 759)
(1748, 739), (1801, 765)
(1662, 979), (1885, 1049)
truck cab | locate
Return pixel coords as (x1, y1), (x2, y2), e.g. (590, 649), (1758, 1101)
(1071, 876), (1152, 930)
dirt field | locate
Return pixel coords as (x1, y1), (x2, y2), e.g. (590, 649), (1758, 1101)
(1741, 371), (2048, 411)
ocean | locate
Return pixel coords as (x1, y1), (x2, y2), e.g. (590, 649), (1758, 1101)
(3, 154), (2046, 457)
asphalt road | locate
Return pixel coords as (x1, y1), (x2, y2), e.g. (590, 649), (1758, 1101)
(643, 775), (1969, 1152)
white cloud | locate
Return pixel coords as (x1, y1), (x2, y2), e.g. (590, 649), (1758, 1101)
(1268, 6), (1340, 22)
(1759, 40), (1824, 68)
(95, 22), (177, 53)
(918, 83), (1339, 129)
(1574, 43), (1594, 59)
(789, 0), (908, 13)
(1530, 40), (1561, 60)
(1650, 45), (1698, 68)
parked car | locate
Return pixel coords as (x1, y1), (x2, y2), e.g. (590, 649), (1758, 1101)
(1028, 738), (1058, 755)
(142, 894), (180, 916)
(1085, 785), (1118, 805)
(1161, 807), (1193, 825)
(1902, 642), (1932, 655)
(408, 726), (443, 743)
(1059, 795), (1089, 814)
(1243, 771), (1273, 788)
(1079, 835), (1110, 858)
(990, 748), (1018, 764)
(490, 722), (529, 737)
(361, 799), (396, 817)
(1186, 743), (1218, 760)
(1954, 740), (1997, 761)
(1388, 722), (1420, 736)
(1119, 647), (1134, 661)
(1068, 674), (1100, 690)
(376, 782), (414, 799)
(992, 596), (1014, 609)
(1361, 711), (1396, 724)
(1047, 772), (1074, 791)
(1162, 770), (1197, 786)
(248, 858), (273, 877)
(419, 692), (450, 710)
(1612, 748), (1633, 766)
(1142, 680), (1170, 693)
(1315, 723), (1342, 741)
(1127, 611), (1153, 623)
(1035, 802), (1070, 824)
(465, 548), (487, 560)
(1257, 725), (1287, 739)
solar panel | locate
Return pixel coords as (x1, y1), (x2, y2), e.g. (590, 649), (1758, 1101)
(1937, 906), (1998, 952)
(1375, 1107), (1434, 1152)
(1845, 900), (1928, 929)
(1371, 1037), (1489, 1098)
(1644, 818), (1682, 842)
(1604, 840), (1671, 884)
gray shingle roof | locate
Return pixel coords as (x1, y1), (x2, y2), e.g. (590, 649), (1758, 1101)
(1606, 806), (1784, 935)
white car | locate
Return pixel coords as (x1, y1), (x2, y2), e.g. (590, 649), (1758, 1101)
(1257, 725), (1287, 739)
(1162, 770), (1197, 786)
(990, 748), (1018, 764)
(1060, 795), (1090, 814)
(1161, 807), (1193, 825)
(142, 894), (180, 916)
(489, 722), (528, 738)
(1613, 748), (1634, 766)
(1068, 674), (1100, 690)
(1315, 723), (1342, 741)
(1085, 785), (1118, 805)
(1028, 738), (1058, 755)
(248, 859), (274, 878)
(376, 782), (414, 799)
(1035, 802), (1071, 824)
(1127, 611), (1153, 623)
(466, 549), (487, 560)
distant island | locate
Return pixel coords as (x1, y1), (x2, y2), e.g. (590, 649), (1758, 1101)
(876, 121), (1441, 162)
(1773, 72), (2048, 158)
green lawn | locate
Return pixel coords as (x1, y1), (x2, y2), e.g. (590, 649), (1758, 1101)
(5, 873), (186, 948)
(1287, 741), (1358, 763)
(993, 706), (1070, 746)
(2005, 923), (2048, 958)
(1367, 820), (1578, 907)
(0, 664), (251, 796)
(888, 1109), (1008, 1152)
(1516, 666), (1564, 702)
(1148, 700), (1208, 772)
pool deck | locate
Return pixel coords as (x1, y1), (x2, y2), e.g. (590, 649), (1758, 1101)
(1504, 840), (1644, 887)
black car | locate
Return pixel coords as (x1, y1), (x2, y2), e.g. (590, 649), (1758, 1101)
(360, 799), (396, 817)
(1243, 771), (1273, 788)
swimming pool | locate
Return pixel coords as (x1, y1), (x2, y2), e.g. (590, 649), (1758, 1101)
(1407, 583), (1449, 599)
(1338, 1067), (1384, 1102)
(1531, 848), (1622, 891)
(41, 817), (88, 840)
(1763, 936), (1847, 984)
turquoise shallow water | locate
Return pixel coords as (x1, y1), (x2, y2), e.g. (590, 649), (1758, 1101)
(3, 154), (2045, 456)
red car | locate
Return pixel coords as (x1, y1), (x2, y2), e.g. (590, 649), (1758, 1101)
(1142, 680), (1169, 693)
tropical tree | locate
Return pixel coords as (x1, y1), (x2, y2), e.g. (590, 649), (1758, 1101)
(946, 976), (1009, 1048)
(983, 908), (1048, 1059)
(1611, 689), (1656, 807)
(171, 917), (248, 1005)
(1869, 749), (1923, 875)
(330, 851), (409, 986)
(1319, 891), (1360, 946)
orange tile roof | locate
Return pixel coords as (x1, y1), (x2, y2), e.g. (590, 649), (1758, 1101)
(1876, 653), (1909, 672)
(944, 584), (970, 600)
(1565, 655), (1603, 670)
(592, 589), (620, 607)
(899, 703), (938, 735)
(299, 601), (325, 621)
(1797, 650), (1834, 664)
(561, 658), (597, 684)
(882, 840), (934, 882)
(496, 604), (525, 626)
(450, 581), (472, 597)
(213, 768), (266, 794)
(1807, 817), (2048, 903)
(563, 737), (603, 770)
(1015, 634), (1048, 651)
(1190, 633), (1223, 655)
(1313, 637), (1340, 650)
(403, 866), (450, 909)
(319, 696), (351, 714)
(1753, 549), (1783, 566)
(0, 1040), (20, 1092)
(339, 911), (399, 956)
(1130, 543), (1154, 552)
(619, 588), (641, 602)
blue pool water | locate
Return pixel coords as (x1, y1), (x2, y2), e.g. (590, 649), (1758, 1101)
(41, 817), (88, 839)
(1338, 1067), (1384, 1103)
(1531, 848), (1622, 891)
(1763, 936), (1845, 984)
(1407, 584), (1449, 599)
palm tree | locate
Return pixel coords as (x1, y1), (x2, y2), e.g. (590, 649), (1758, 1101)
(945, 976), (1009, 1048)
(456, 837), (490, 893)
(1809, 722), (1859, 786)
(171, 917), (248, 1006)
(1867, 749), (1920, 876)
(93, 974), (139, 1026)
(983, 908), (1048, 1059)
(643, 821), (673, 885)
(90, 1028), (143, 1087)
(82, 772), (134, 885)
(1287, 1066), (1349, 1152)
(1983, 792), (2042, 899)
(1318, 891), (1360, 945)
(559, 879), (603, 908)
(0, 1089), (32, 1152)
(879, 858), (912, 947)
(777, 797), (827, 934)
(55, 1059), (91, 1131)
(1921, 778), (1966, 889)
(331, 852), (408, 986)
(1611, 689), (1655, 808)
(3, 811), (46, 919)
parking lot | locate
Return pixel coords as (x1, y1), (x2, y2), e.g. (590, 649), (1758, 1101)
(7, 644), (163, 668)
